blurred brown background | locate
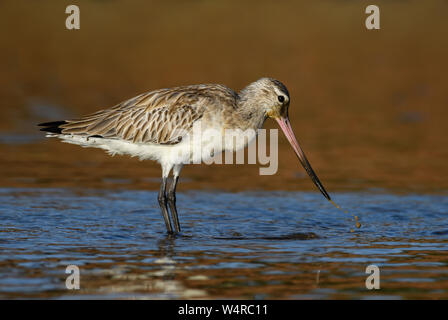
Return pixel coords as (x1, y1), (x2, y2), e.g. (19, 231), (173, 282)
(0, 0), (447, 193)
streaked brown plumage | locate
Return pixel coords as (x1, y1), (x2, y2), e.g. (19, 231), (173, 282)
(58, 84), (237, 144)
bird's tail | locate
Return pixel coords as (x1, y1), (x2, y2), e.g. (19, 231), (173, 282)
(38, 121), (68, 134)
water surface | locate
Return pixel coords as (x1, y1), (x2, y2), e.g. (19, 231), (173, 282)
(0, 188), (447, 299)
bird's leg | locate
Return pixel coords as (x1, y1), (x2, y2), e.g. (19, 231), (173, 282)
(167, 175), (181, 233)
(167, 164), (183, 233)
(158, 177), (173, 234)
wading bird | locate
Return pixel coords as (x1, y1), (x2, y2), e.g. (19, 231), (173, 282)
(39, 78), (331, 234)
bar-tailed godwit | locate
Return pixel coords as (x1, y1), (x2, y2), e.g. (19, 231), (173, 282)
(39, 78), (331, 234)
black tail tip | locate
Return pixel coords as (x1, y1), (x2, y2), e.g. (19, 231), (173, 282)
(38, 121), (67, 134)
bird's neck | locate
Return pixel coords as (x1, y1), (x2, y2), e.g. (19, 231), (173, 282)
(228, 94), (267, 131)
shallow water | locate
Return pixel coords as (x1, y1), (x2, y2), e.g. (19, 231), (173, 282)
(0, 188), (447, 299)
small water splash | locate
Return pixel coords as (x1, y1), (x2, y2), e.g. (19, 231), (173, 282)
(329, 199), (362, 232)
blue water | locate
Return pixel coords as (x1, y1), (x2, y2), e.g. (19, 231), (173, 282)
(0, 188), (447, 299)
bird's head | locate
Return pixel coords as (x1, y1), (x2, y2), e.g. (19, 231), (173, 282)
(242, 77), (331, 201)
(240, 77), (290, 119)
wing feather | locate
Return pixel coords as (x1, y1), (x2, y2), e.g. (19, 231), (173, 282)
(57, 84), (237, 144)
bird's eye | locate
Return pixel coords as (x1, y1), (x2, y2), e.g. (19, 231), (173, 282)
(278, 95), (285, 103)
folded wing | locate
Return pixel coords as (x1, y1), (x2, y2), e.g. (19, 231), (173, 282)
(39, 86), (219, 145)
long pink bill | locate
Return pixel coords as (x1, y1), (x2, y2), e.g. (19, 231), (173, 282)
(275, 116), (331, 201)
